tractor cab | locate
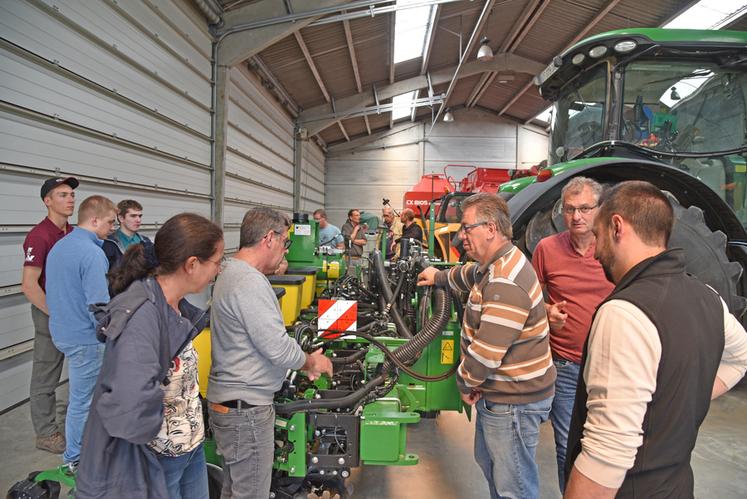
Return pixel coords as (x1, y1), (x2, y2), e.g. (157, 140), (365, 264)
(533, 28), (747, 223)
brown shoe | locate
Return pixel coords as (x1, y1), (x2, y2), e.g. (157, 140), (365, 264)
(36, 431), (65, 454)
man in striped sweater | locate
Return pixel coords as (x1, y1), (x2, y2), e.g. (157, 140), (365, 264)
(418, 192), (555, 499)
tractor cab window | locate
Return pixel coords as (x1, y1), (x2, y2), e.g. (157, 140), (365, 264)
(438, 196), (464, 223)
(622, 59), (747, 221)
(621, 61), (747, 154)
(550, 63), (608, 164)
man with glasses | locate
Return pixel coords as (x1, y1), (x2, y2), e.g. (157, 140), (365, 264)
(208, 207), (333, 499)
(417, 192), (555, 499)
(531, 176), (614, 493)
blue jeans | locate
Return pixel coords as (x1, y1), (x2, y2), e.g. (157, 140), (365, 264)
(474, 396), (552, 499)
(208, 404), (275, 499)
(54, 342), (104, 464)
(157, 443), (209, 499)
(550, 359), (581, 493)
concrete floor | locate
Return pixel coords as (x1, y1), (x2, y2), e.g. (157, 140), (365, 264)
(2, 381), (746, 498)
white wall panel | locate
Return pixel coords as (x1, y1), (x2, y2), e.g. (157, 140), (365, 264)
(0, 48), (210, 165)
(0, 0), (210, 135)
(325, 123), (422, 227)
(301, 141), (326, 213)
(0, 0), (213, 412)
(325, 112), (548, 227)
(224, 66), (297, 229)
(518, 124), (550, 168)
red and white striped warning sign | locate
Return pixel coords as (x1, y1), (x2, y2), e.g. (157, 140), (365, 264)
(318, 299), (357, 338)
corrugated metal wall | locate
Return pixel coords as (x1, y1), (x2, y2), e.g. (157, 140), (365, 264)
(224, 66), (295, 250)
(0, 0), (315, 412)
(324, 110), (548, 228)
(325, 124), (423, 227)
(301, 141), (326, 214)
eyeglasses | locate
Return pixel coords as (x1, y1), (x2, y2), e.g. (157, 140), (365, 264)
(458, 221), (489, 234)
(203, 255), (227, 269)
(267, 230), (292, 249)
(563, 205), (598, 215)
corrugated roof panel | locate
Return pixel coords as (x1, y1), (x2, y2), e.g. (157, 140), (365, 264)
(427, 5), (481, 71)
(447, 74), (483, 107)
(341, 117), (367, 137)
(351, 14), (391, 88)
(319, 126), (342, 144)
(259, 35), (304, 69)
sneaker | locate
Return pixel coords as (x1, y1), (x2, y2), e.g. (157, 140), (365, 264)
(35, 431), (65, 454)
(61, 461), (78, 476)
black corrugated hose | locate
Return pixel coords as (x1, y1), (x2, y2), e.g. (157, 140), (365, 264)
(371, 249), (413, 338)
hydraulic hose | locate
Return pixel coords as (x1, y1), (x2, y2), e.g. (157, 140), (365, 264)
(385, 284), (451, 368)
(371, 249), (413, 338)
(344, 330), (458, 382)
(330, 349), (367, 365)
(275, 374), (385, 415)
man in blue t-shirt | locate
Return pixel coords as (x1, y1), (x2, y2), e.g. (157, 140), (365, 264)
(46, 195), (116, 468)
(312, 209), (344, 249)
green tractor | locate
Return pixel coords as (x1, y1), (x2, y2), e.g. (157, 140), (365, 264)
(502, 28), (747, 319)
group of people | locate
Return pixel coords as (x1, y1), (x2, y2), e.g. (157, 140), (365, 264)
(22, 176), (331, 498)
(417, 180), (747, 499)
(20, 174), (747, 499)
(22, 177), (151, 463)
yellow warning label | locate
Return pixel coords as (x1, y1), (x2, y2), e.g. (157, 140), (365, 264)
(440, 339), (454, 365)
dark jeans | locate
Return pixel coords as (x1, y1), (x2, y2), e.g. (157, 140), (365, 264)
(29, 305), (65, 437)
(157, 443), (209, 499)
(209, 404), (275, 499)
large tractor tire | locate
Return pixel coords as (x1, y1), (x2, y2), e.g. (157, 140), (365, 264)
(520, 193), (747, 319)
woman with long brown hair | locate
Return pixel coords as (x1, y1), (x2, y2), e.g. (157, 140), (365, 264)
(75, 213), (224, 499)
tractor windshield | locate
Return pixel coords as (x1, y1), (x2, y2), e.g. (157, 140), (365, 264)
(549, 63), (608, 164)
(621, 59), (747, 221)
(621, 60), (747, 155)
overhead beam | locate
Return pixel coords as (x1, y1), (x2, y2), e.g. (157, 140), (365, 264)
(428, 0), (496, 135)
(467, 0), (548, 108)
(420, 5), (440, 75)
(389, 11), (396, 84)
(338, 121), (351, 141)
(299, 53), (545, 135)
(294, 31), (331, 103)
(363, 115), (372, 135)
(498, 0), (623, 116)
(217, 0), (351, 66)
(342, 16), (363, 93)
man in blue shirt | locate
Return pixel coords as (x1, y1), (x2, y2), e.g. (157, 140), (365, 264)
(313, 208), (344, 249)
(46, 195), (116, 468)
(102, 199), (152, 269)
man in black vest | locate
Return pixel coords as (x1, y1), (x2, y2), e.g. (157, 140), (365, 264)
(564, 181), (747, 498)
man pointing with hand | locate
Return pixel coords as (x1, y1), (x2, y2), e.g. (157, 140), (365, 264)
(531, 177), (614, 493)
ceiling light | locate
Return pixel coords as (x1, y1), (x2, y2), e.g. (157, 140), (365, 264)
(571, 53), (585, 65)
(443, 109), (454, 122)
(477, 36), (493, 62)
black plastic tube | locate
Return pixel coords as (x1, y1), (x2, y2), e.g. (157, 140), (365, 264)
(371, 249), (413, 338)
(274, 375), (385, 415)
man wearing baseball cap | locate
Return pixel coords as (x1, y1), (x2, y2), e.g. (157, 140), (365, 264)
(21, 176), (79, 454)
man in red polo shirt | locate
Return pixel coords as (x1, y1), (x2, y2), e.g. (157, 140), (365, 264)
(21, 176), (79, 454)
(531, 176), (614, 493)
